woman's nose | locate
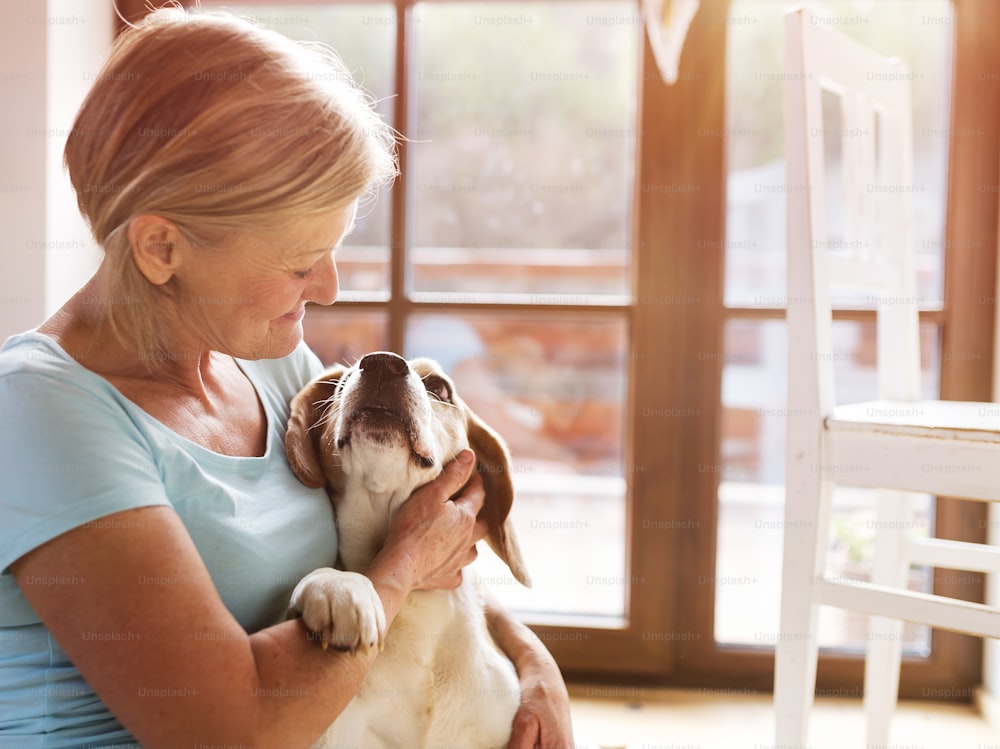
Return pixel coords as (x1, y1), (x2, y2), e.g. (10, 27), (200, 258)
(307, 252), (339, 307)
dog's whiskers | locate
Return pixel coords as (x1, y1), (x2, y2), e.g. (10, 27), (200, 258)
(312, 404), (340, 432)
(307, 380), (343, 433)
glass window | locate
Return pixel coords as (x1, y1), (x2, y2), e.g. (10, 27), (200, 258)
(724, 0), (952, 309)
(409, 2), (637, 301)
(715, 317), (939, 652)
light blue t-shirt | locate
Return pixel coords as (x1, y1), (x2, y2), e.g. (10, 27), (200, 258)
(0, 331), (337, 748)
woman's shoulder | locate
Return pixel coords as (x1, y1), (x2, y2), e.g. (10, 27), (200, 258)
(0, 331), (136, 436)
(1, 330), (90, 382)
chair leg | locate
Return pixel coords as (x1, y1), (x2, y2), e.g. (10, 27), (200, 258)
(775, 476), (832, 746)
(864, 614), (904, 747)
(863, 490), (912, 746)
(774, 599), (821, 746)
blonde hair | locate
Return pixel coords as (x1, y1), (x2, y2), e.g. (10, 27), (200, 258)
(65, 6), (398, 361)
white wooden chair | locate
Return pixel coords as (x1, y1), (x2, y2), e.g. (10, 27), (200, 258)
(775, 7), (1000, 746)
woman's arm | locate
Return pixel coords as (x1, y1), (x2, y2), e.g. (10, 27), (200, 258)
(12, 451), (484, 749)
(484, 589), (577, 749)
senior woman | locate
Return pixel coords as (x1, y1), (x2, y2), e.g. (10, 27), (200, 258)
(0, 8), (574, 749)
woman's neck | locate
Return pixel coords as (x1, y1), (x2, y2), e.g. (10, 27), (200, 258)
(40, 271), (219, 396)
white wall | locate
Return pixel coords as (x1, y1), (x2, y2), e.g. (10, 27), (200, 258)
(46, 0), (109, 316)
(0, 0), (109, 342)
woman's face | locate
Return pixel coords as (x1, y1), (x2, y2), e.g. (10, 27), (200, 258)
(171, 203), (356, 360)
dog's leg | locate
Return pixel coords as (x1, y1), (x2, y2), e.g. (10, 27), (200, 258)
(289, 567), (386, 653)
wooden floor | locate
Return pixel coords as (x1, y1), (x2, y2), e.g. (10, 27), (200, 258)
(568, 684), (1000, 749)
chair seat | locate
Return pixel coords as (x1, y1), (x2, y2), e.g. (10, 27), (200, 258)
(829, 399), (1000, 442)
(821, 400), (1000, 501)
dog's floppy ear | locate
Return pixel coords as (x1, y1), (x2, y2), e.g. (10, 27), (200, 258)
(466, 408), (531, 588)
(286, 365), (347, 489)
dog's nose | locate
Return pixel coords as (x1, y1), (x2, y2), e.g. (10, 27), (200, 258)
(359, 352), (409, 379)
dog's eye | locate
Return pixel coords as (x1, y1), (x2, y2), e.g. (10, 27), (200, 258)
(423, 375), (452, 404)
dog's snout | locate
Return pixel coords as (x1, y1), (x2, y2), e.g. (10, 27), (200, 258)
(359, 352), (409, 379)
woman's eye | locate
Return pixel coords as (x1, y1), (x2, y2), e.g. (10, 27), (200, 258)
(293, 268), (311, 279)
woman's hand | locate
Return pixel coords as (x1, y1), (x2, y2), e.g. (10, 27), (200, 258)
(509, 652), (576, 749)
(484, 590), (577, 749)
(373, 448), (488, 593)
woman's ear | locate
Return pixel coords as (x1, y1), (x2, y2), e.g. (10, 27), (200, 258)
(128, 214), (184, 285)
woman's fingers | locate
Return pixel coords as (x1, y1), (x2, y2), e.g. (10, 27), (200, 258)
(381, 449), (490, 591)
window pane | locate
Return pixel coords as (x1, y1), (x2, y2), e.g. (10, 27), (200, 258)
(724, 0), (952, 309)
(216, 4), (396, 298)
(406, 313), (627, 618)
(715, 318), (937, 652)
(409, 2), (638, 299)
(303, 308), (388, 367)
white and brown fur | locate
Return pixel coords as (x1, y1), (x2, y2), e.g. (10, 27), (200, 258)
(285, 351), (531, 749)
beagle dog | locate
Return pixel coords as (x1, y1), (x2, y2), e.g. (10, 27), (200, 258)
(285, 351), (531, 749)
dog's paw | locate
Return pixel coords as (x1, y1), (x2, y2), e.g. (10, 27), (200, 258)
(288, 568), (386, 654)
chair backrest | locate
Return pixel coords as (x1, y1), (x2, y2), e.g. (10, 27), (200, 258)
(784, 7), (921, 414)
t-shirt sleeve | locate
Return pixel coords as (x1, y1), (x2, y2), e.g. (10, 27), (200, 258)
(0, 371), (171, 574)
